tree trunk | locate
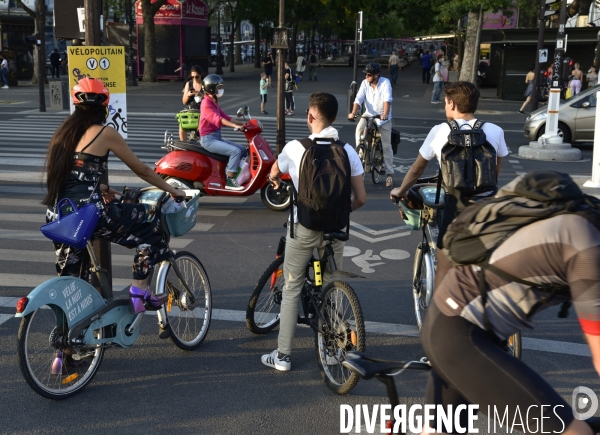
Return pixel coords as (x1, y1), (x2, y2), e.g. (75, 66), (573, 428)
(290, 25), (297, 62)
(253, 20), (261, 68)
(459, 9), (482, 83)
(141, 0), (168, 82)
(229, 22), (238, 72)
(235, 21), (242, 65)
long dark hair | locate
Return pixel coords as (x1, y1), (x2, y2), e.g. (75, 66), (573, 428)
(42, 105), (107, 206)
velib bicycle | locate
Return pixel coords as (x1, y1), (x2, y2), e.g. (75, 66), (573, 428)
(351, 114), (385, 184)
(246, 231), (366, 394)
(15, 188), (212, 400)
(392, 177), (522, 359)
(343, 351), (600, 434)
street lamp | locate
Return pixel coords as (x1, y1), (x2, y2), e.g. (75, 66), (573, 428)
(216, 5), (223, 75)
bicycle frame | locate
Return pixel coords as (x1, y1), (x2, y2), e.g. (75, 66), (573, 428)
(412, 203), (440, 316)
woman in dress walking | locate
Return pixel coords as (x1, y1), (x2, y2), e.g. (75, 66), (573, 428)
(518, 65), (536, 115)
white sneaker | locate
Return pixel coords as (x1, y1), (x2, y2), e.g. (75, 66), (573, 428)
(261, 349), (291, 371)
(326, 348), (343, 365)
(1, 85), (8, 89)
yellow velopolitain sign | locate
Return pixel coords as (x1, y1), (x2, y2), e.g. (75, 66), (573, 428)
(68, 46), (128, 138)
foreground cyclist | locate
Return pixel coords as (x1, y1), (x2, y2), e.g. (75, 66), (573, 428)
(42, 78), (182, 312)
(348, 62), (395, 187)
(263, 92), (367, 371)
(420, 172), (600, 435)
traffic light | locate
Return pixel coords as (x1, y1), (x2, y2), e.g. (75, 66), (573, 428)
(562, 57), (573, 82)
(541, 0), (560, 20)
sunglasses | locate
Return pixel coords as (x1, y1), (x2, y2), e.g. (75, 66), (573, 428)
(192, 75), (201, 79)
(365, 73), (374, 77)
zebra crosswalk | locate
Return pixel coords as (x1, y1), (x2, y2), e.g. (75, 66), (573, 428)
(0, 112), (345, 168)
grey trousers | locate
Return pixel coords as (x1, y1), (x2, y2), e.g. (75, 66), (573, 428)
(278, 222), (345, 356)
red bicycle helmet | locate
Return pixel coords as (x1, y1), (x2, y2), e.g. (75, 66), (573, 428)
(71, 77), (110, 106)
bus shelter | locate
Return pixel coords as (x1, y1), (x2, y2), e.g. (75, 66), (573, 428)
(135, 0), (210, 80)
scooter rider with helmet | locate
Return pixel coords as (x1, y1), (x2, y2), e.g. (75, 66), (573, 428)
(347, 62), (395, 187)
(199, 74), (248, 191)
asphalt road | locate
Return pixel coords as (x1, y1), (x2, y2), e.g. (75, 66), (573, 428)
(0, 62), (598, 435)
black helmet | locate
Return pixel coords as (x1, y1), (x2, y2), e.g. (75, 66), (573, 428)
(201, 74), (223, 95)
(363, 62), (381, 75)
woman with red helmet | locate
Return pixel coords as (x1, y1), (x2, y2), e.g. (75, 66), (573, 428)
(43, 77), (183, 311)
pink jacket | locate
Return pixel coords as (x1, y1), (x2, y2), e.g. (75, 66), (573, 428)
(200, 97), (231, 136)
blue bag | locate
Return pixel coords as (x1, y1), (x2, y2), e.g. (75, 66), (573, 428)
(40, 198), (102, 249)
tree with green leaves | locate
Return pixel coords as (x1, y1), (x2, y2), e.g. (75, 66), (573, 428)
(140, 0), (168, 81)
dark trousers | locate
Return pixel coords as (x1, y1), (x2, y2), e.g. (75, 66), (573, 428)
(51, 64), (60, 77)
(422, 68), (431, 84)
(389, 65), (399, 85)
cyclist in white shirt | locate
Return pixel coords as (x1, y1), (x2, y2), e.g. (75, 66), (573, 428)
(348, 62), (395, 187)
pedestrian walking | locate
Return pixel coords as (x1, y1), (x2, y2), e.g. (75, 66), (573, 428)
(284, 62), (295, 115)
(50, 49), (61, 78)
(296, 54), (306, 80)
(388, 50), (400, 86)
(421, 51), (432, 84)
(518, 65), (536, 115)
(0, 54), (9, 89)
(431, 54), (445, 104)
(308, 50), (317, 81)
(263, 51), (274, 87)
(259, 72), (268, 114)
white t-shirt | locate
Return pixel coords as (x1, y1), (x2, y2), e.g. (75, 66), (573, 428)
(419, 119), (509, 163)
(433, 62), (443, 82)
(353, 77), (393, 126)
(0, 59), (7, 69)
(278, 126), (363, 222)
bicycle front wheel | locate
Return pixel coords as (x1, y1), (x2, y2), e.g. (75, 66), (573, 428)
(508, 332), (522, 359)
(371, 139), (384, 184)
(314, 281), (366, 395)
(164, 251), (212, 350)
(356, 144), (368, 179)
(246, 255), (284, 334)
(17, 305), (105, 400)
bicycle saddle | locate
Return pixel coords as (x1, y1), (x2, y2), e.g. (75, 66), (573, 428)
(342, 351), (430, 380)
(323, 231), (349, 242)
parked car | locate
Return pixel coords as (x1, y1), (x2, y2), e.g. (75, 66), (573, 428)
(523, 85), (598, 144)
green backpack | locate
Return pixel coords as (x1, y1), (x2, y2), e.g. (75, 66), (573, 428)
(443, 170), (600, 322)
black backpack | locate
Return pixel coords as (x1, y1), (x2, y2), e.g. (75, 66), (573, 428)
(440, 119), (497, 197)
(290, 137), (352, 238)
(443, 171), (600, 323)
(310, 54), (317, 63)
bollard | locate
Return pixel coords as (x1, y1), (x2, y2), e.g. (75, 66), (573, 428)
(49, 80), (69, 110)
(583, 89), (600, 188)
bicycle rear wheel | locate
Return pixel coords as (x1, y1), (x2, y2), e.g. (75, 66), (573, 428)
(17, 305), (105, 400)
(315, 281), (366, 395)
(371, 139), (384, 184)
(164, 251), (212, 350)
(508, 332), (522, 359)
(246, 256), (284, 334)
(413, 239), (434, 331)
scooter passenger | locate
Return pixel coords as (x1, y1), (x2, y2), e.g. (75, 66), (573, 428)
(199, 74), (247, 191)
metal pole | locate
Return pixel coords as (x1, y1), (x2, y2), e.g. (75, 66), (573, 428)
(275, 0), (285, 155)
(595, 30), (600, 73)
(35, 0), (45, 112)
(85, 0), (112, 295)
(216, 6), (223, 75)
(126, 0), (137, 86)
(351, 16), (358, 102)
(531, 0), (547, 111)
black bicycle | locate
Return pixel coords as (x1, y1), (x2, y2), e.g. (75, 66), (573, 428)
(351, 114), (385, 184)
(246, 231), (366, 394)
(343, 351), (600, 434)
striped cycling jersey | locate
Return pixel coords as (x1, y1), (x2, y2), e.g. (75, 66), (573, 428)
(435, 214), (600, 340)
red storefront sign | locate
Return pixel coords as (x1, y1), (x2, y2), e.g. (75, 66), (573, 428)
(135, 0), (208, 23)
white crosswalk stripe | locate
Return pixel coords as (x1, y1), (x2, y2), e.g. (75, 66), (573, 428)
(0, 113), (345, 167)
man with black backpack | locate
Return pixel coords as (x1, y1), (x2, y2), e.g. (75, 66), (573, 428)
(391, 81), (508, 253)
(261, 92), (366, 372)
(419, 171), (600, 435)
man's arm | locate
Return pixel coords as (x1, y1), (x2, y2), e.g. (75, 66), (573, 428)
(389, 154), (429, 198)
(382, 101), (391, 121)
(350, 175), (367, 211)
(496, 156), (503, 178)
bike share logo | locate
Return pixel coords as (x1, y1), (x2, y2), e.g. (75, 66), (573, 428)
(572, 386), (599, 420)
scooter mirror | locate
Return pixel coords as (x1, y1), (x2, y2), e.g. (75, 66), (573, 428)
(236, 108), (245, 118)
(244, 105), (250, 115)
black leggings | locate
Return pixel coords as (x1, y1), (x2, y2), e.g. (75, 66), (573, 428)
(285, 92), (295, 111)
(421, 301), (573, 434)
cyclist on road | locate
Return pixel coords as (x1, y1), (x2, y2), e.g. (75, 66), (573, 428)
(262, 92), (367, 371)
(42, 77), (182, 312)
(421, 173), (600, 435)
(390, 81), (508, 283)
(348, 62), (395, 187)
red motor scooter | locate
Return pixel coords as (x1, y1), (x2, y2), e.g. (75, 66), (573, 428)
(155, 107), (291, 211)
